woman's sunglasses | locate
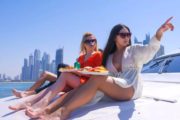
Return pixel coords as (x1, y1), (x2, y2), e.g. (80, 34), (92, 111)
(117, 33), (132, 38)
(84, 39), (97, 45)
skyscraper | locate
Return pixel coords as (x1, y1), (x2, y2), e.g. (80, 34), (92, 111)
(30, 65), (33, 80)
(156, 45), (165, 58)
(3, 74), (6, 80)
(14, 75), (19, 80)
(33, 49), (41, 80)
(37, 60), (41, 78)
(21, 66), (24, 80)
(51, 60), (56, 74)
(56, 48), (63, 74)
(46, 63), (51, 72)
(45, 54), (50, 68)
(42, 52), (50, 72)
(134, 37), (142, 44)
(42, 52), (47, 72)
(29, 54), (34, 80)
(38, 69), (43, 78)
(0, 74), (1, 79)
(143, 33), (150, 45)
(20, 73), (22, 80)
(29, 54), (33, 66)
(23, 58), (28, 80)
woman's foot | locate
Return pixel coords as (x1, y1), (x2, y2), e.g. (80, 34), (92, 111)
(12, 89), (28, 98)
(39, 107), (70, 120)
(25, 98), (49, 116)
(9, 101), (31, 110)
(25, 107), (49, 118)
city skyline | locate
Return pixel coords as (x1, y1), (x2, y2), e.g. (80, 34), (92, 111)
(1, 33), (166, 80)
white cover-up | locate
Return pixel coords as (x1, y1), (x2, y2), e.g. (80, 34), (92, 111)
(84, 35), (161, 106)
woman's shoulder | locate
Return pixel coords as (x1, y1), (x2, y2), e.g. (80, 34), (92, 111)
(78, 54), (85, 61)
(129, 44), (145, 49)
(93, 51), (103, 57)
(79, 54), (85, 58)
(127, 44), (146, 53)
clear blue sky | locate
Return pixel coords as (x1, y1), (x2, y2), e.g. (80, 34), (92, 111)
(0, 0), (179, 78)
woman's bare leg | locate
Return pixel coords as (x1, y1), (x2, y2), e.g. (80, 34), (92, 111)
(26, 83), (85, 118)
(12, 71), (57, 98)
(42, 76), (134, 120)
(9, 85), (73, 111)
(12, 89), (36, 98)
(27, 71), (57, 91)
(24, 72), (81, 111)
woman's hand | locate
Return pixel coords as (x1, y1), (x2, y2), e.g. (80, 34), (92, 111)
(156, 17), (174, 41)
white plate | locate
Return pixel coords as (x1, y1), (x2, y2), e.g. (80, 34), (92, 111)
(78, 71), (110, 76)
(59, 69), (78, 72)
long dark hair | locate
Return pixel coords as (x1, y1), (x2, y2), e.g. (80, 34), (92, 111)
(101, 24), (132, 67)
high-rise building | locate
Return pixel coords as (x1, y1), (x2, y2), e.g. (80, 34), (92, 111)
(38, 60), (42, 70)
(56, 48), (63, 74)
(7, 76), (12, 81)
(42, 52), (47, 72)
(3, 74), (6, 80)
(20, 73), (22, 80)
(51, 60), (56, 74)
(46, 63), (51, 72)
(29, 54), (33, 66)
(14, 75), (19, 80)
(29, 54), (34, 80)
(134, 37), (142, 44)
(21, 66), (24, 80)
(37, 59), (41, 78)
(33, 49), (41, 80)
(22, 58), (28, 80)
(45, 54), (50, 66)
(156, 45), (165, 58)
(38, 69), (43, 78)
(143, 33), (150, 45)
(42, 53), (50, 72)
(0, 74), (1, 79)
(29, 65), (33, 80)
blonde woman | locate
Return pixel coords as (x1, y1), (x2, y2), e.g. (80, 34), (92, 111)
(9, 32), (103, 112)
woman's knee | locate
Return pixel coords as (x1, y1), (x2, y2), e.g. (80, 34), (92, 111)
(60, 72), (69, 77)
(41, 71), (49, 78)
(78, 83), (85, 88)
(88, 76), (104, 84)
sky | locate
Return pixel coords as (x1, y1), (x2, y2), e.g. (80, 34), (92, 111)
(0, 0), (180, 78)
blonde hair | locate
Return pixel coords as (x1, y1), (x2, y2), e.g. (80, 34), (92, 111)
(80, 32), (98, 54)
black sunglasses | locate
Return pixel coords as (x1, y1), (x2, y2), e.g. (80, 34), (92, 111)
(117, 33), (132, 38)
(84, 39), (97, 45)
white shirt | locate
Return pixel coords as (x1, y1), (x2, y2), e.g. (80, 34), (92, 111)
(83, 35), (161, 106)
(106, 35), (160, 99)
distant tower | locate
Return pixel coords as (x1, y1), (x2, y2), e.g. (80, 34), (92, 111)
(33, 49), (41, 80)
(23, 58), (28, 80)
(143, 33), (150, 45)
(51, 60), (56, 74)
(55, 48), (63, 74)
(134, 37), (142, 44)
(29, 54), (33, 80)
